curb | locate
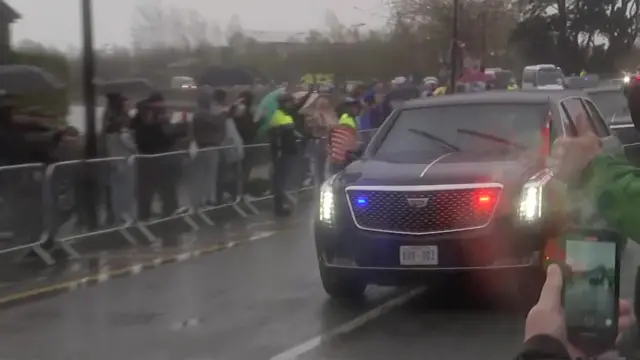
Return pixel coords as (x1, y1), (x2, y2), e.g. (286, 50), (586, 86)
(0, 231), (277, 308)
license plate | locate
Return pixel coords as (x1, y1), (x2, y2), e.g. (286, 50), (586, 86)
(400, 246), (438, 265)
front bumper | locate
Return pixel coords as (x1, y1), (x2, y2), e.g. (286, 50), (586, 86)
(315, 216), (541, 285)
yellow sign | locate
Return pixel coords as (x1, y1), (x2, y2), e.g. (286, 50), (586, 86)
(301, 73), (334, 85)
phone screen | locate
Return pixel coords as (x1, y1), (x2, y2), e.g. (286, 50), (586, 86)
(563, 239), (617, 332)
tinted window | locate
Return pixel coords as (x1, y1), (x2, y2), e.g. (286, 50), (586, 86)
(536, 69), (564, 86)
(457, 81), (487, 93)
(561, 98), (591, 135)
(373, 104), (548, 160)
(523, 70), (534, 84)
(581, 99), (610, 137)
(588, 91), (629, 123)
(493, 71), (514, 89)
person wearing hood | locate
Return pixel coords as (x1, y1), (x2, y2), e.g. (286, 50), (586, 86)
(0, 95), (66, 166)
(190, 87), (226, 207)
(217, 105), (245, 204)
(101, 93), (137, 223)
(0, 94), (70, 252)
(131, 92), (186, 220)
(230, 90), (257, 195)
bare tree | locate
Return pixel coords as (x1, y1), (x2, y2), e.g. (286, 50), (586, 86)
(325, 10), (346, 42)
(131, 0), (221, 50)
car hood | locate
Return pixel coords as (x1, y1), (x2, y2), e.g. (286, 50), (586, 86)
(343, 150), (541, 188)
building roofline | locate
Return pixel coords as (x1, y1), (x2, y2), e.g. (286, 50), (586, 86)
(0, 1), (21, 22)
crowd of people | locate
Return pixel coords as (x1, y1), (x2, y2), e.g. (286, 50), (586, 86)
(0, 80), (396, 248)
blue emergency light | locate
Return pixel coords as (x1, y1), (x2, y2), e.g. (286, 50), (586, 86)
(355, 196), (368, 207)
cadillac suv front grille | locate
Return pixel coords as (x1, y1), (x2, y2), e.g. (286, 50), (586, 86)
(346, 185), (502, 234)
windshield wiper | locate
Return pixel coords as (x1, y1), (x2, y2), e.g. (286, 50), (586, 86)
(456, 128), (527, 150)
(408, 128), (460, 152)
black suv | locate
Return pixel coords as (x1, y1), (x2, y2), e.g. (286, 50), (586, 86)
(314, 90), (626, 301)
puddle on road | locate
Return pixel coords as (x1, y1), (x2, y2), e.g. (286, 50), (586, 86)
(108, 311), (163, 326)
(169, 317), (203, 331)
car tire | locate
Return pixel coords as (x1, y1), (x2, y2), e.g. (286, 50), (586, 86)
(319, 262), (367, 301)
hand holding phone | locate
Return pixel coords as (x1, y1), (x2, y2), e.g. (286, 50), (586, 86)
(560, 228), (622, 356)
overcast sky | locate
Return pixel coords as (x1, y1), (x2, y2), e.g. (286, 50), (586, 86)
(8, 0), (387, 49)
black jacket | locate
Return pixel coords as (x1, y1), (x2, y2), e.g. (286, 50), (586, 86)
(131, 115), (181, 155)
(513, 335), (571, 360)
(0, 116), (64, 165)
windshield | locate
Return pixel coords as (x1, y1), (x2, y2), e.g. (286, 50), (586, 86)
(536, 69), (565, 86)
(373, 104), (547, 160)
(589, 91), (630, 120)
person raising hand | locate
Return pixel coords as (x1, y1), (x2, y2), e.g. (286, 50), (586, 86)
(548, 88), (640, 242)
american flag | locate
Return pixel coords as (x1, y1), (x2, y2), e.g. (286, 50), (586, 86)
(328, 126), (357, 164)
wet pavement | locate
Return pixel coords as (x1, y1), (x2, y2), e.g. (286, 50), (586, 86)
(0, 201), (639, 360)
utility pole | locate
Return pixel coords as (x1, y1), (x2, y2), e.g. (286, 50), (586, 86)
(480, 12), (487, 67)
(81, 0), (98, 228)
(449, 0), (460, 93)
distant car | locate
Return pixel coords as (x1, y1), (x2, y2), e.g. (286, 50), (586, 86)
(315, 90), (625, 301)
(485, 69), (516, 90)
(521, 64), (565, 90)
(170, 76), (197, 90)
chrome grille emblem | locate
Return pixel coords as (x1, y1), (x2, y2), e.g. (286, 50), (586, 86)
(406, 197), (429, 208)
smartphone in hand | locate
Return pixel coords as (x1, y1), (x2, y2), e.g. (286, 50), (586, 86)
(559, 228), (623, 356)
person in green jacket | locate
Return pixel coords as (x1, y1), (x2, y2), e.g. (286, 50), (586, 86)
(549, 84), (640, 241)
(512, 85), (640, 360)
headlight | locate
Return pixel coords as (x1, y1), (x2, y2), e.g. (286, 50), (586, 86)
(623, 76), (630, 84)
(319, 175), (337, 225)
(517, 169), (554, 223)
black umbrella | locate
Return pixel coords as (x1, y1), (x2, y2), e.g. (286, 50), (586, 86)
(198, 66), (255, 87)
(382, 85), (421, 118)
(96, 78), (154, 96)
(0, 65), (64, 95)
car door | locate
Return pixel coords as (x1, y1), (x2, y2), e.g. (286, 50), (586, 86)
(557, 97), (623, 155)
(579, 97), (627, 159)
(558, 97), (586, 136)
(603, 102), (640, 166)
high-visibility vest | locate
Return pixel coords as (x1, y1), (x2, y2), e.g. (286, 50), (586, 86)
(338, 113), (357, 129)
(580, 70), (587, 77)
(269, 109), (294, 128)
(433, 87), (447, 96)
(507, 84), (517, 91)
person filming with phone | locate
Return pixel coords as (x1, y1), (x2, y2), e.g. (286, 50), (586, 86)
(512, 86), (640, 359)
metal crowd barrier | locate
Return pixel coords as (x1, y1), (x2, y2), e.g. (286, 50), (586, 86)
(0, 129), (377, 265)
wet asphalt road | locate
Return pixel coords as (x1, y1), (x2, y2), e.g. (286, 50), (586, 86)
(1, 210), (639, 360)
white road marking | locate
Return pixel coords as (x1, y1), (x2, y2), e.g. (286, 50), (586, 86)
(269, 287), (426, 360)
(130, 264), (143, 275)
(176, 252), (192, 262)
(248, 231), (277, 242)
(247, 221), (277, 228)
(96, 273), (109, 283)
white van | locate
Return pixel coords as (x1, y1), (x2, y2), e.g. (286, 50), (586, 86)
(170, 76), (197, 90)
(521, 65), (565, 90)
